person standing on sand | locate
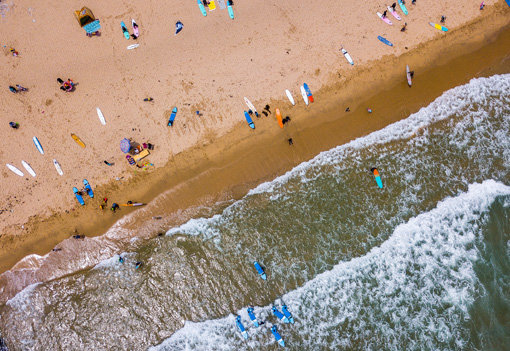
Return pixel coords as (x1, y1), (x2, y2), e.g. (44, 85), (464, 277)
(401, 22), (407, 32)
(382, 10), (388, 18)
(111, 203), (119, 212)
(288, 138), (293, 145)
(391, 3), (397, 10)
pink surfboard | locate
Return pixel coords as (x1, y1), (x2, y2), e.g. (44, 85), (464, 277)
(132, 19), (139, 38)
(387, 6), (401, 21)
(377, 12), (393, 25)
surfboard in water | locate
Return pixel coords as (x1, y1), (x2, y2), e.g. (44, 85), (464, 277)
(285, 89), (295, 105)
(371, 168), (383, 188)
(21, 160), (36, 177)
(6, 163), (24, 177)
(378, 35), (393, 46)
(33, 136), (44, 155)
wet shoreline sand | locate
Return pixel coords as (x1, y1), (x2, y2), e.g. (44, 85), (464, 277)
(0, 4), (509, 303)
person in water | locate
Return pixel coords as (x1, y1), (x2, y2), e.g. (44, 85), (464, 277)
(135, 261), (143, 269)
(119, 256), (124, 263)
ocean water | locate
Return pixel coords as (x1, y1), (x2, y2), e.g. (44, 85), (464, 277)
(0, 74), (509, 350)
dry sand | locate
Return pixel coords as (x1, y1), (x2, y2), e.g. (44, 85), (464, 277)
(0, 0), (509, 300)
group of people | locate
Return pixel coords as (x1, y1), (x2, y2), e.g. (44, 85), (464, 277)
(57, 78), (75, 92)
(8, 84), (27, 93)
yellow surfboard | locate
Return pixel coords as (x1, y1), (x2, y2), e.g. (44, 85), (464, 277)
(209, 0), (216, 11)
(71, 133), (86, 148)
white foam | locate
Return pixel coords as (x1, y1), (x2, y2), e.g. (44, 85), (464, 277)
(152, 180), (510, 350)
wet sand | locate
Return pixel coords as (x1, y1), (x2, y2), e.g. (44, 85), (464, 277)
(0, 4), (508, 303)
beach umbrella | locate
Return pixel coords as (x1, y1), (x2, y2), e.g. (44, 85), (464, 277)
(175, 21), (183, 35)
(120, 138), (131, 153)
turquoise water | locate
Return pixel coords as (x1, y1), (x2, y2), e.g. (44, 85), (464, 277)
(0, 74), (509, 350)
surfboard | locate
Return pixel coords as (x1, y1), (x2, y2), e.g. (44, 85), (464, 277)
(341, 48), (354, 65)
(120, 21), (130, 40)
(33, 136), (44, 155)
(227, 4), (234, 19)
(120, 203), (145, 207)
(83, 179), (94, 198)
(303, 83), (314, 102)
(6, 164), (24, 177)
(53, 159), (63, 176)
(406, 65), (412, 87)
(300, 85), (309, 105)
(21, 160), (36, 177)
(132, 19), (139, 38)
(378, 36), (393, 46)
(275, 108), (284, 128)
(244, 111), (255, 129)
(208, 0), (216, 11)
(127, 44), (139, 50)
(506, 0), (510, 7)
(197, 0), (207, 16)
(377, 12), (393, 25)
(285, 90), (295, 105)
(429, 22), (448, 31)
(71, 133), (86, 148)
(371, 168), (383, 188)
(73, 187), (85, 206)
(217, 0), (226, 9)
(168, 107), (178, 126)
(96, 107), (106, 125)
(244, 97), (257, 114)
(387, 6), (401, 20)
(398, 0), (408, 15)
(253, 261), (267, 280)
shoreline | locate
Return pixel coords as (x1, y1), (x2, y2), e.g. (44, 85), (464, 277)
(1, 2), (509, 302)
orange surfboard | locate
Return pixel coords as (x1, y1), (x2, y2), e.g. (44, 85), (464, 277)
(276, 108), (284, 128)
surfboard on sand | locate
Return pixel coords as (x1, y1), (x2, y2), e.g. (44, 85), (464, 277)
(6, 164), (24, 177)
(208, 0), (216, 11)
(387, 6), (401, 20)
(285, 90), (295, 105)
(429, 22), (448, 32)
(97, 107), (106, 125)
(227, 3), (234, 19)
(168, 107), (178, 126)
(341, 48), (354, 65)
(198, 0), (207, 16)
(127, 44), (140, 50)
(377, 12), (393, 25)
(73, 187), (85, 206)
(244, 97), (258, 115)
(378, 36), (393, 46)
(121, 21), (130, 40)
(33, 136), (44, 155)
(303, 83), (314, 103)
(406, 65), (412, 87)
(83, 179), (94, 198)
(244, 111), (255, 129)
(21, 160), (36, 177)
(275, 108), (284, 128)
(132, 19), (139, 38)
(300, 85), (309, 105)
(120, 203), (145, 207)
(53, 159), (63, 176)
(398, 0), (408, 15)
(71, 133), (86, 148)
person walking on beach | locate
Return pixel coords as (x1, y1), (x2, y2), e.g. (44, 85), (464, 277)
(111, 203), (120, 212)
(440, 15), (446, 23)
(412, 0), (416, 4)
(401, 22), (407, 32)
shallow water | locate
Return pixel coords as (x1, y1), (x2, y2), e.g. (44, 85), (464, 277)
(0, 74), (509, 350)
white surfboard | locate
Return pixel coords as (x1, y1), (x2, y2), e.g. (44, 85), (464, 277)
(127, 44), (140, 50)
(406, 65), (412, 87)
(21, 160), (36, 177)
(300, 85), (309, 105)
(96, 107), (106, 125)
(244, 97), (257, 113)
(341, 48), (354, 65)
(285, 89), (295, 105)
(53, 159), (63, 176)
(33, 136), (44, 155)
(6, 163), (24, 177)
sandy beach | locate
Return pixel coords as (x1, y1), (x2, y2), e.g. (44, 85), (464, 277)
(0, 0), (509, 302)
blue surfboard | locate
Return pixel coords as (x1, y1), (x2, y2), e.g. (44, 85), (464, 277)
(83, 179), (94, 198)
(303, 83), (314, 102)
(506, 0), (510, 7)
(271, 325), (285, 347)
(168, 107), (178, 126)
(378, 36), (393, 47)
(247, 307), (259, 327)
(197, 0), (207, 16)
(254, 261), (266, 280)
(398, 0), (408, 15)
(282, 305), (294, 324)
(121, 21), (130, 40)
(235, 316), (249, 339)
(272, 306), (290, 323)
(244, 111), (255, 129)
(73, 187), (85, 206)
(371, 168), (383, 189)
(227, 4), (234, 19)
(33, 136), (44, 155)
